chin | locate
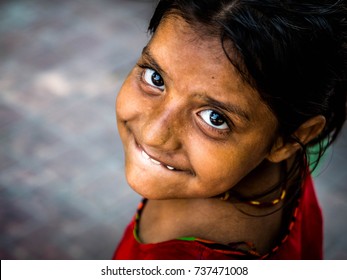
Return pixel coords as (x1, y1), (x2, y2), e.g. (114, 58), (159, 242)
(125, 173), (163, 199)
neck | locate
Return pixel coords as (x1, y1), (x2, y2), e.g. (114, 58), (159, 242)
(229, 160), (284, 202)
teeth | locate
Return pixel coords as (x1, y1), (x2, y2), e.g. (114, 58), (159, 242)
(150, 158), (161, 165)
(141, 149), (175, 170)
(141, 150), (150, 160)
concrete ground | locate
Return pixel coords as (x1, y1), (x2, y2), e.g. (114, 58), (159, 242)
(0, 0), (346, 259)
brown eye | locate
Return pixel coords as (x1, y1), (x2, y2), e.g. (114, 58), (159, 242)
(143, 68), (165, 90)
(198, 110), (229, 130)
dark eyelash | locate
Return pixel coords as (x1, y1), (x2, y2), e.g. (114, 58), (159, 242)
(199, 109), (233, 137)
(212, 109), (233, 129)
(136, 63), (146, 69)
(136, 63), (165, 92)
(137, 63), (156, 72)
(136, 64), (151, 83)
(204, 122), (231, 137)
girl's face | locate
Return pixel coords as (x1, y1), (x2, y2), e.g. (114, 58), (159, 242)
(116, 16), (278, 199)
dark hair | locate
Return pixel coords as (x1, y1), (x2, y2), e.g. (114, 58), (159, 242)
(148, 0), (346, 184)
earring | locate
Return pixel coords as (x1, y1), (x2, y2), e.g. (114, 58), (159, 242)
(220, 191), (230, 201)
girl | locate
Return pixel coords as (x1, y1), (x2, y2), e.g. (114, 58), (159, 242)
(114, 0), (346, 259)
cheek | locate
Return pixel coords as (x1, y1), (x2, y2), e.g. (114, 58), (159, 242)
(189, 138), (269, 192)
(116, 78), (140, 122)
(195, 151), (242, 184)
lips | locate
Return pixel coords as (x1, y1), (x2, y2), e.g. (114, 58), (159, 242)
(140, 149), (178, 171)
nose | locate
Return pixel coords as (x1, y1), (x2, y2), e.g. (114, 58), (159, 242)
(140, 101), (183, 151)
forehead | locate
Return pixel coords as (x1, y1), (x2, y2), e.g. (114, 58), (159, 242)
(149, 16), (231, 72)
(148, 17), (249, 91)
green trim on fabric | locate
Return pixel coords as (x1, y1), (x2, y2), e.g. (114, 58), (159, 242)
(176, 237), (196, 241)
(308, 141), (330, 176)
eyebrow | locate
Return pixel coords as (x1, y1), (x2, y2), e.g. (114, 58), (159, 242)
(141, 46), (250, 123)
(141, 46), (167, 76)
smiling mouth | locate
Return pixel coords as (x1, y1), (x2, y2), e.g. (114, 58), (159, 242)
(140, 149), (179, 171)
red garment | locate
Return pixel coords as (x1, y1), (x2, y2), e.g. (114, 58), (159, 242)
(113, 175), (323, 260)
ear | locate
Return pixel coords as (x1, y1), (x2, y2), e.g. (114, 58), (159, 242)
(266, 115), (326, 163)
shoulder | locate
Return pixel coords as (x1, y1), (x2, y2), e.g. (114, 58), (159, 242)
(139, 198), (284, 256)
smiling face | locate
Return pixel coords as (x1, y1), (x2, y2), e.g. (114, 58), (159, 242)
(116, 16), (280, 200)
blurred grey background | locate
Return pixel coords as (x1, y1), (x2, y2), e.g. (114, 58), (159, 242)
(0, 0), (346, 259)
